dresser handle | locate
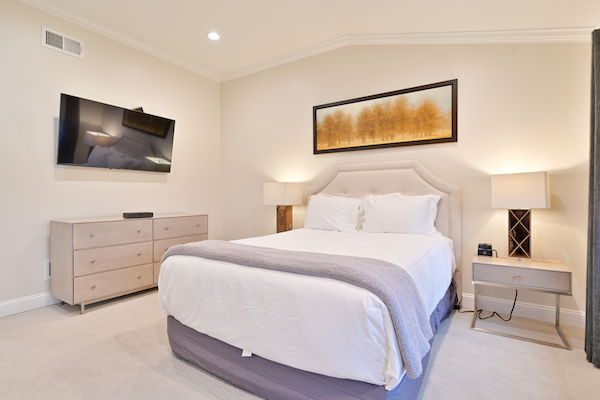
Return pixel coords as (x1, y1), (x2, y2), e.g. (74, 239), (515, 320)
(91, 285), (96, 289)
(165, 227), (169, 230)
(516, 274), (522, 281)
(137, 252), (141, 256)
(91, 259), (95, 263)
(137, 229), (141, 233)
(165, 248), (168, 251)
(90, 233), (95, 238)
(137, 275), (142, 279)
(197, 224), (200, 227)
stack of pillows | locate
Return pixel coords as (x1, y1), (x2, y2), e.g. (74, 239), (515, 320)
(304, 193), (441, 236)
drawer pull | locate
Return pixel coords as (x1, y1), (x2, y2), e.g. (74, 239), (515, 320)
(137, 229), (141, 233)
(137, 275), (142, 279)
(197, 224), (200, 227)
(165, 248), (168, 251)
(165, 227), (169, 230)
(91, 285), (96, 289)
(90, 259), (95, 264)
(90, 233), (95, 238)
(516, 274), (522, 282)
(137, 252), (141, 256)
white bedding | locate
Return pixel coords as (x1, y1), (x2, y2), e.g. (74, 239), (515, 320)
(159, 228), (455, 390)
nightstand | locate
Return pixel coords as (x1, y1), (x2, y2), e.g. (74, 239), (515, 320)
(471, 255), (572, 350)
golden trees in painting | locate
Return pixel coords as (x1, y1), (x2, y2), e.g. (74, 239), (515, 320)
(316, 93), (452, 150)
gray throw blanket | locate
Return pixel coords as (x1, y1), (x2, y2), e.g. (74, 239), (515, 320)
(162, 240), (433, 379)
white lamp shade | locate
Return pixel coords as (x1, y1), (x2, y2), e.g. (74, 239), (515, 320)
(491, 171), (550, 209)
(83, 131), (112, 147)
(263, 182), (303, 205)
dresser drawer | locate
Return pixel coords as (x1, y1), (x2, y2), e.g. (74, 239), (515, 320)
(74, 242), (153, 277)
(153, 215), (208, 240)
(473, 262), (571, 293)
(74, 264), (153, 304)
(154, 262), (161, 285)
(154, 234), (208, 262)
(73, 220), (153, 249)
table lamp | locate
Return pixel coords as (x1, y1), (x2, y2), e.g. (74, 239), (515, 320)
(264, 182), (303, 233)
(491, 171), (550, 259)
(83, 131), (112, 147)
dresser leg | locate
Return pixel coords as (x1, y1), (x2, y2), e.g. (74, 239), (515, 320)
(80, 303), (85, 314)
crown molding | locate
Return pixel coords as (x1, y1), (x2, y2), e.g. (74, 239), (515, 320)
(20, 1), (593, 83)
(19, 0), (221, 82)
(221, 27), (593, 82)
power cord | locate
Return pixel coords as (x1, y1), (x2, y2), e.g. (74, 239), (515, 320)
(476, 289), (518, 321)
(456, 289), (518, 322)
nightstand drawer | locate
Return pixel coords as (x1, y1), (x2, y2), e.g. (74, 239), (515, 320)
(473, 262), (570, 293)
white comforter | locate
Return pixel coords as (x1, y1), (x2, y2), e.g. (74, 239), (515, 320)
(159, 229), (455, 390)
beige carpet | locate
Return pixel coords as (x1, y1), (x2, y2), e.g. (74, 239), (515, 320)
(0, 290), (597, 400)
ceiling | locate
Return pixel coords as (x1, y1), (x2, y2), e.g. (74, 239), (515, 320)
(21, 0), (599, 82)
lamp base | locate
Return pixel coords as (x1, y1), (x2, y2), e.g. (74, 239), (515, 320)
(276, 205), (293, 233)
(509, 209), (531, 258)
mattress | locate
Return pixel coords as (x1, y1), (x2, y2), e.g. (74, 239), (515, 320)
(159, 228), (455, 390)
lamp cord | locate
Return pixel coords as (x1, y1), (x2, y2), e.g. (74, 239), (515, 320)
(456, 289), (518, 322)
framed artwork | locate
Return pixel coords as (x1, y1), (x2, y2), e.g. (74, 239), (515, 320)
(122, 110), (172, 138)
(313, 79), (457, 154)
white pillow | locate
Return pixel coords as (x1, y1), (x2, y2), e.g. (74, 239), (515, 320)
(304, 194), (361, 232)
(362, 193), (441, 235)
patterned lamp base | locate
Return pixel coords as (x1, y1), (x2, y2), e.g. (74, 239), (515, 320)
(276, 205), (293, 233)
(509, 209), (531, 258)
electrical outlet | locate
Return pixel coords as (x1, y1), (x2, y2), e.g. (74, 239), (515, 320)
(44, 259), (51, 281)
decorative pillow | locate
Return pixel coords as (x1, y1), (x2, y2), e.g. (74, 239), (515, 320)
(362, 193), (441, 235)
(304, 194), (361, 232)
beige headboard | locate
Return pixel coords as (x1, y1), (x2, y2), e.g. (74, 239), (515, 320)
(308, 160), (462, 298)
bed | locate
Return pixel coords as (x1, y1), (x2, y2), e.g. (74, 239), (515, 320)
(159, 160), (461, 400)
(86, 136), (156, 170)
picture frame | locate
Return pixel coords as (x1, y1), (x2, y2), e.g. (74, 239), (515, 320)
(122, 109), (172, 138)
(313, 79), (457, 154)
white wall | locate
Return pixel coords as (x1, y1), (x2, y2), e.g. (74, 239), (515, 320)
(0, 1), (221, 307)
(221, 43), (590, 319)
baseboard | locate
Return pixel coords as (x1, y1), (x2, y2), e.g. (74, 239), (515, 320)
(0, 292), (61, 319)
(460, 293), (585, 329)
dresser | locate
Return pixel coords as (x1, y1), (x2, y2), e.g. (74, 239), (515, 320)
(50, 214), (208, 313)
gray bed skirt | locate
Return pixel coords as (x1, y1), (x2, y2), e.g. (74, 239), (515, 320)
(167, 285), (456, 400)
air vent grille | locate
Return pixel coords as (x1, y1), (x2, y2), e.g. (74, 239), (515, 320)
(42, 27), (84, 59)
(45, 30), (63, 49)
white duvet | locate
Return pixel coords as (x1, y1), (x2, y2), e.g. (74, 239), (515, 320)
(159, 229), (455, 390)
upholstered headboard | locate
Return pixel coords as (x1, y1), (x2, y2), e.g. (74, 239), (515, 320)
(308, 160), (462, 298)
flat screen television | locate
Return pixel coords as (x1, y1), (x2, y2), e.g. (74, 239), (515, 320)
(57, 94), (175, 173)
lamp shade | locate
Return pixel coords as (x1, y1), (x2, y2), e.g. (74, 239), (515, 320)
(491, 171), (550, 209)
(83, 131), (112, 147)
(263, 182), (303, 205)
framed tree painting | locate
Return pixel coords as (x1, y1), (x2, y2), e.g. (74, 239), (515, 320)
(313, 79), (457, 154)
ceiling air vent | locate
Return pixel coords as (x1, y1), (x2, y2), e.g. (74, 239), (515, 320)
(41, 27), (84, 59)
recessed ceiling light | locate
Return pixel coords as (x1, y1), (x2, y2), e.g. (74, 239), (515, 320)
(207, 32), (220, 41)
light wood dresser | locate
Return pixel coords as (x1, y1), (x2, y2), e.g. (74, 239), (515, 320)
(51, 214), (208, 313)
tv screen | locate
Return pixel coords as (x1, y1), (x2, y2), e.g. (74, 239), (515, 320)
(57, 94), (175, 172)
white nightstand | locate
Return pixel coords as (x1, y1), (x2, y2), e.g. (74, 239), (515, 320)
(470, 255), (572, 350)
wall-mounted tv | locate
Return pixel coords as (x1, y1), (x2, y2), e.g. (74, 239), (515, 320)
(57, 94), (175, 173)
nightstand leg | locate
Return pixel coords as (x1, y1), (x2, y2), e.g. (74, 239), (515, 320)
(555, 295), (571, 350)
(470, 284), (478, 329)
(80, 303), (85, 314)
